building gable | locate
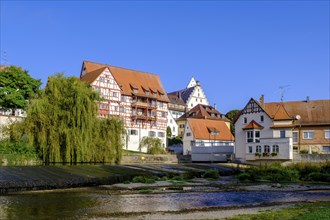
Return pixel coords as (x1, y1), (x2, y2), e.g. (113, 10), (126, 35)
(186, 77), (197, 88)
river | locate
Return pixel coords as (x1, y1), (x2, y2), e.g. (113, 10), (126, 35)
(1, 187), (330, 219)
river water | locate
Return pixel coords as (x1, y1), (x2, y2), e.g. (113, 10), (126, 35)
(1, 188), (330, 219)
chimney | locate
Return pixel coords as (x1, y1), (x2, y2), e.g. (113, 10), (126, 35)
(259, 95), (264, 107)
(306, 96), (310, 102)
(213, 103), (216, 110)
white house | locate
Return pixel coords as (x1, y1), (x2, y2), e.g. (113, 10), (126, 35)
(168, 77), (209, 111)
(182, 118), (234, 160)
(235, 97), (330, 164)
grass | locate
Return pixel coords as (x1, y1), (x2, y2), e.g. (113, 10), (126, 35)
(237, 162), (330, 183)
(229, 202), (330, 220)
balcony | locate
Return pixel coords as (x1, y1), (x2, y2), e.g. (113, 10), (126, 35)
(131, 112), (157, 121)
(132, 101), (148, 108)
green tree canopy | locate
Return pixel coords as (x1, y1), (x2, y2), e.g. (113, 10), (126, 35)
(0, 66), (41, 113)
(15, 73), (125, 164)
(139, 136), (166, 155)
(225, 109), (241, 136)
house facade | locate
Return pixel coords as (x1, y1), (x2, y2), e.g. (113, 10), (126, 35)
(166, 93), (187, 137)
(177, 104), (230, 137)
(235, 97), (330, 163)
(80, 61), (169, 152)
(182, 118), (234, 160)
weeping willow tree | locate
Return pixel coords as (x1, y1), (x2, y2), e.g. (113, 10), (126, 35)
(22, 73), (126, 164)
(139, 136), (166, 155)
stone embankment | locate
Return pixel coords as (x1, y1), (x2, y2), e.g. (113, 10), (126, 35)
(0, 163), (233, 194)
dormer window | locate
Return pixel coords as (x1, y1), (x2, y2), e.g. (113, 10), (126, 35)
(130, 84), (138, 94)
(260, 115), (264, 122)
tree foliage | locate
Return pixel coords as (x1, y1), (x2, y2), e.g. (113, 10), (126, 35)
(0, 66), (41, 112)
(139, 136), (166, 155)
(14, 74), (125, 164)
(225, 109), (241, 136)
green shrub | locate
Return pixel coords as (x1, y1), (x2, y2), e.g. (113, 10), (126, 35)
(171, 175), (184, 181)
(148, 145), (166, 155)
(132, 175), (159, 184)
(161, 176), (169, 181)
(237, 172), (251, 181)
(307, 172), (330, 182)
(202, 169), (220, 179)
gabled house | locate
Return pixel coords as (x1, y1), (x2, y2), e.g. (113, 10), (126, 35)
(168, 77), (209, 111)
(166, 93), (187, 137)
(177, 104), (230, 137)
(80, 61), (170, 152)
(235, 96), (330, 163)
(182, 118), (234, 161)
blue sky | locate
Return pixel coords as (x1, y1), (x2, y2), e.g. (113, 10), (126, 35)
(1, 1), (329, 113)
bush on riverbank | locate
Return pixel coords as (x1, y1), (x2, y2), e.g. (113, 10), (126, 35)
(237, 162), (330, 182)
(0, 140), (40, 165)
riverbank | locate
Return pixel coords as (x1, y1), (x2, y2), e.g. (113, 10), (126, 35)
(0, 163), (235, 194)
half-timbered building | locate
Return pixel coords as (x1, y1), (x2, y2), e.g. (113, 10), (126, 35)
(80, 61), (169, 152)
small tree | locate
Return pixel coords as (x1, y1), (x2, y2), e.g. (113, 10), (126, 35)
(0, 66), (41, 114)
(139, 136), (165, 155)
(225, 109), (240, 135)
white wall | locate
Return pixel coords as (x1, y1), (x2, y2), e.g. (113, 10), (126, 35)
(182, 121), (194, 155)
(235, 111), (273, 162)
(167, 111), (178, 137)
(186, 85), (209, 109)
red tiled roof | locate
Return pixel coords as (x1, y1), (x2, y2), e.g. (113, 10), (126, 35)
(264, 100), (330, 125)
(242, 120), (264, 130)
(81, 61), (170, 102)
(178, 104), (230, 122)
(187, 118), (234, 141)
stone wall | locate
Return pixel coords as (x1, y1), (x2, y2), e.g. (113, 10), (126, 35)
(121, 154), (179, 164)
(293, 153), (330, 163)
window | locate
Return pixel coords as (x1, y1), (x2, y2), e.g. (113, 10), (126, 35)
(196, 98), (197, 102)
(264, 145), (270, 153)
(248, 146), (253, 154)
(280, 130), (286, 138)
(158, 132), (165, 138)
(255, 131), (260, 142)
(121, 96), (126, 102)
(191, 103), (193, 107)
(325, 130), (330, 139)
(149, 131), (156, 137)
(173, 127), (175, 132)
(170, 119), (173, 124)
(112, 92), (118, 97)
(158, 102), (163, 108)
(323, 146), (330, 152)
(293, 132), (298, 143)
(247, 131), (254, 143)
(303, 131), (314, 139)
(256, 145), (261, 153)
(272, 145), (279, 153)
(244, 117), (247, 124)
(130, 130), (138, 135)
(260, 115), (264, 122)
(186, 132), (191, 137)
(120, 107), (125, 113)
(179, 124), (185, 128)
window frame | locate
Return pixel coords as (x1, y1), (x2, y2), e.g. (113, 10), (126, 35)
(303, 131), (314, 139)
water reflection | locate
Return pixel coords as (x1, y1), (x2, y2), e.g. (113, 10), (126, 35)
(1, 189), (330, 219)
